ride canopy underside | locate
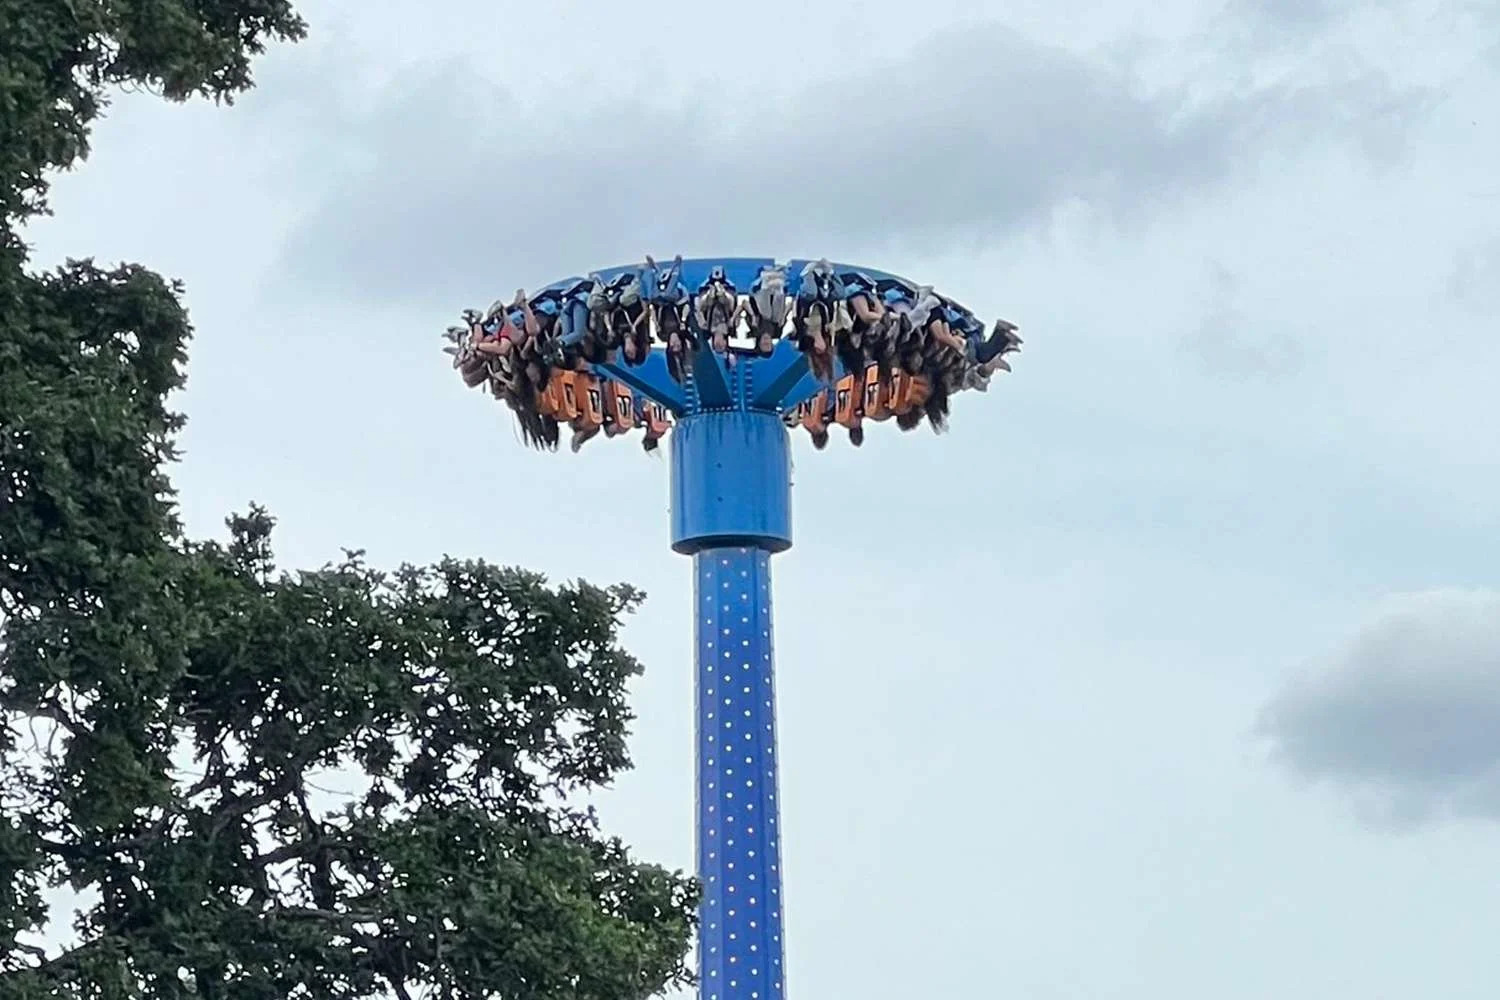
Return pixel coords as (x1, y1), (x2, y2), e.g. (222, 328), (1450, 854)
(443, 256), (1022, 453)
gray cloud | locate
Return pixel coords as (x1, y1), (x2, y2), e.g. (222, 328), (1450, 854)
(1258, 590), (1500, 829)
(1220, 0), (1371, 36)
(260, 21), (1432, 309)
(1182, 262), (1303, 379)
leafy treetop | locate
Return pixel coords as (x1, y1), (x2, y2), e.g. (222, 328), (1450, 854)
(0, 2), (698, 997)
(0, 0), (307, 237)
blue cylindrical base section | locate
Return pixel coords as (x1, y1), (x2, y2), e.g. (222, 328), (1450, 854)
(671, 412), (792, 555)
(694, 547), (787, 1000)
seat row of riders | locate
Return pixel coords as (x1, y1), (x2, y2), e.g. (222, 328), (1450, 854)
(444, 257), (1022, 452)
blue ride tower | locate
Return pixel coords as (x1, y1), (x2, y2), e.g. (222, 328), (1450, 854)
(669, 389), (794, 1000)
(595, 261), (813, 1000)
(448, 256), (1019, 1000)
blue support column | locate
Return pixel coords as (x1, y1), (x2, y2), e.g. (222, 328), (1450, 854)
(694, 546), (786, 1000)
(671, 408), (793, 1000)
(669, 411), (792, 555)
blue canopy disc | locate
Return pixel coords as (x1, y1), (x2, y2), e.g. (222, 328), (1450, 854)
(442, 255), (1021, 453)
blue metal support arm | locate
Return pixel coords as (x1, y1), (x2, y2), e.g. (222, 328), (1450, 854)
(692, 349), (735, 410)
(594, 352), (689, 414)
(748, 345), (813, 412)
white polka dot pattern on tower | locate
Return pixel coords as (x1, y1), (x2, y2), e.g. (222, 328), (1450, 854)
(694, 546), (786, 1000)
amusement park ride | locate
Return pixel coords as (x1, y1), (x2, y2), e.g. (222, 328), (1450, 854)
(443, 256), (1021, 1000)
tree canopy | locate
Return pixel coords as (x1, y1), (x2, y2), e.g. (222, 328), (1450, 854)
(0, 3), (697, 997)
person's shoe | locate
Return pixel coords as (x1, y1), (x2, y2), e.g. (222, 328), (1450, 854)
(990, 318), (1022, 348)
(572, 426), (601, 452)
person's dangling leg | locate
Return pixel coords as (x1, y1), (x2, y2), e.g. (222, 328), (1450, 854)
(559, 297), (591, 349)
(975, 318), (1021, 366)
(710, 290), (733, 353)
(979, 353), (1011, 376)
(512, 290), (541, 337)
(570, 419), (602, 452)
(474, 334), (510, 359)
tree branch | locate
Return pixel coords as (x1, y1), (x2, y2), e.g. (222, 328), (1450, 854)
(272, 906), (383, 925)
(10, 935), (120, 981)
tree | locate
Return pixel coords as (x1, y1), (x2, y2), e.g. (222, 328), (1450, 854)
(0, 3), (698, 997)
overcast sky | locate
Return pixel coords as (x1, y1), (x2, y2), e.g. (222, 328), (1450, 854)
(19, 0), (1500, 996)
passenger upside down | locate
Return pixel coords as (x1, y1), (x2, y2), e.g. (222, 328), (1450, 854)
(442, 256), (1022, 451)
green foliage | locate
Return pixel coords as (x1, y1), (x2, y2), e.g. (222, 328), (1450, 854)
(0, 2), (698, 996)
(0, 256), (189, 610)
(0, 0), (306, 236)
(2, 524), (697, 999)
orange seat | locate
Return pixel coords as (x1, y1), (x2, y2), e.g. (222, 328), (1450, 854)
(863, 364), (892, 421)
(536, 371), (564, 417)
(888, 372), (932, 415)
(886, 371), (910, 414)
(573, 372), (605, 431)
(539, 370), (583, 421)
(833, 372), (860, 428)
(909, 374), (932, 411)
(798, 390), (828, 435)
(606, 381), (636, 436)
(562, 371), (586, 422)
(644, 401), (672, 444)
